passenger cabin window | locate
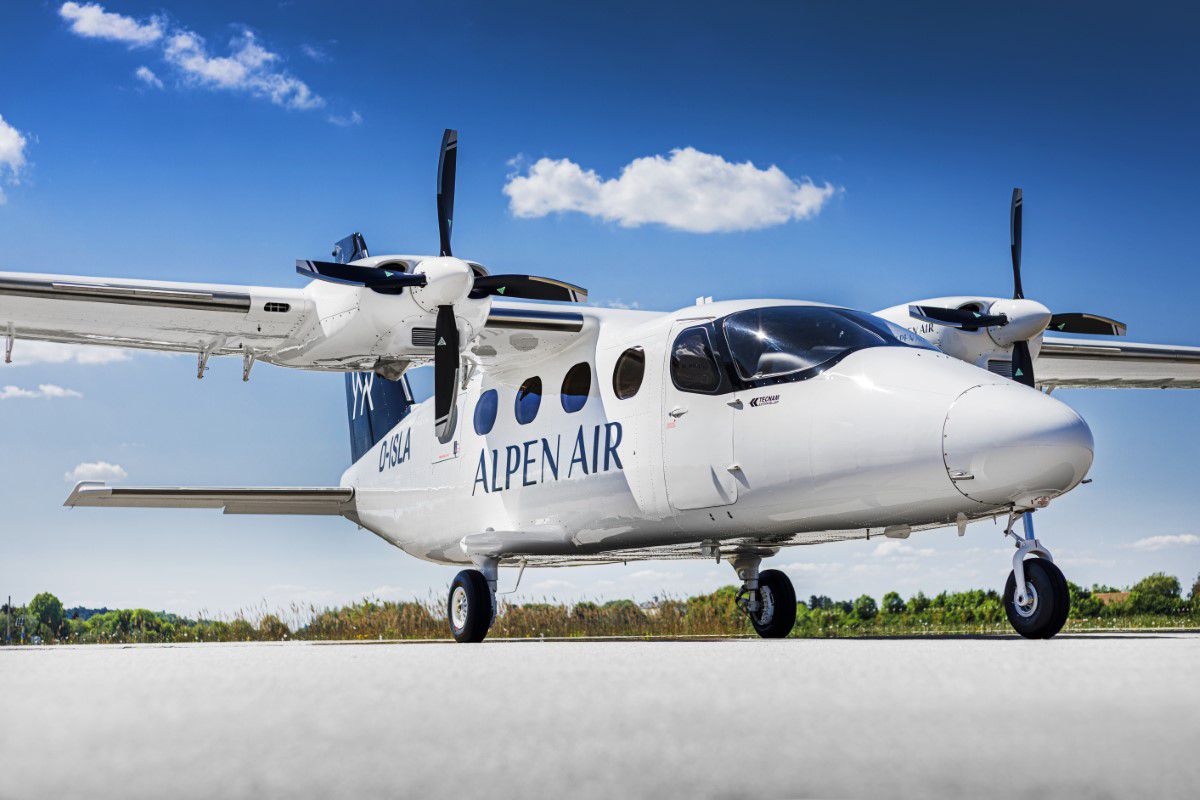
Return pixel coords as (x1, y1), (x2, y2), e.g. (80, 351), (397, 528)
(474, 389), (498, 435)
(612, 347), (645, 399)
(670, 328), (721, 393)
(560, 363), (591, 413)
(515, 377), (543, 424)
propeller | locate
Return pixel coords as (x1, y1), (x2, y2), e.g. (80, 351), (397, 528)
(911, 187), (1126, 387)
(295, 129), (588, 437)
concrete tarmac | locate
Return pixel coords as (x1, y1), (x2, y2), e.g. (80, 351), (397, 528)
(2, 634), (1198, 799)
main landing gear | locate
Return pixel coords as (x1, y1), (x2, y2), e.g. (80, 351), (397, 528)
(730, 552), (797, 638)
(448, 558), (497, 643)
(1003, 511), (1070, 639)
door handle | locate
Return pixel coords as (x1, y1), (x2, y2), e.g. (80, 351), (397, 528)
(668, 406), (688, 418)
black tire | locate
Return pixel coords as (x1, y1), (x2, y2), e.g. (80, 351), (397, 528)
(749, 569), (797, 639)
(1004, 558), (1068, 639)
(448, 569), (494, 643)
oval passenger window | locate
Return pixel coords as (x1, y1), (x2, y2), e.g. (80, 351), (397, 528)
(515, 377), (543, 425)
(612, 347), (645, 399)
(474, 389), (498, 435)
(560, 363), (591, 413)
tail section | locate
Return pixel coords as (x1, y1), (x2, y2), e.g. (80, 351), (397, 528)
(346, 371), (414, 464)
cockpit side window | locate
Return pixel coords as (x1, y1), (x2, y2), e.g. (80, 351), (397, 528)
(722, 306), (933, 383)
(670, 326), (722, 393)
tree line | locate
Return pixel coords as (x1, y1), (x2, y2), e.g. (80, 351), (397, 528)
(4, 571), (1199, 644)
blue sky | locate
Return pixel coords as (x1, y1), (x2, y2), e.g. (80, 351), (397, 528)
(2, 1), (1198, 614)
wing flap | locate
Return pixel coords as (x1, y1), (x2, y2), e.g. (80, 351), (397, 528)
(1037, 337), (1200, 388)
(64, 482), (357, 517)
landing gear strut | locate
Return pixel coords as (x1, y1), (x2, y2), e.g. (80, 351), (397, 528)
(730, 553), (796, 638)
(448, 557), (497, 643)
(1002, 511), (1070, 639)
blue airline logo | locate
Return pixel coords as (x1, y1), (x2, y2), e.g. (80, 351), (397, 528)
(473, 422), (623, 495)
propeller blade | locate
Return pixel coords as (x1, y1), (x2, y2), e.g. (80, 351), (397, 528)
(1011, 339), (1035, 387)
(1010, 187), (1024, 300)
(433, 304), (460, 439)
(909, 304), (1008, 331)
(437, 129), (458, 258)
(297, 260), (427, 291)
(470, 275), (588, 303)
(1048, 312), (1127, 337)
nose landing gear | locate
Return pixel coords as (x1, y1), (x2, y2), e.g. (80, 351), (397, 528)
(1003, 511), (1070, 639)
(730, 552), (797, 638)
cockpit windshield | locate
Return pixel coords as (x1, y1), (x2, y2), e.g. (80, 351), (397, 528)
(721, 306), (934, 382)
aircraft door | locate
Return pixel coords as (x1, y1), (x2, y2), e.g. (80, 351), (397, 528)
(661, 322), (737, 509)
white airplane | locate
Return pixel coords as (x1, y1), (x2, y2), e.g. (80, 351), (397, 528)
(4, 131), (1200, 643)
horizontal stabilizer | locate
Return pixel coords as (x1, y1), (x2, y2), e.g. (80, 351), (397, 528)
(65, 482), (357, 518)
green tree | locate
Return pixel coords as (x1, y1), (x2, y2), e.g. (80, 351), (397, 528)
(258, 614), (290, 640)
(28, 592), (64, 639)
(909, 591), (931, 613)
(1190, 573), (1200, 603)
(881, 592), (906, 615)
(853, 595), (878, 621)
(809, 595), (833, 611)
(1128, 573), (1182, 615)
(1068, 582), (1103, 618)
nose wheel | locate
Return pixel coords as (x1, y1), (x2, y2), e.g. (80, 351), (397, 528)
(1002, 511), (1070, 639)
(730, 553), (796, 638)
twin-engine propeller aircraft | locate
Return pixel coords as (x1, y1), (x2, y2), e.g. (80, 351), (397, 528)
(4, 132), (1200, 642)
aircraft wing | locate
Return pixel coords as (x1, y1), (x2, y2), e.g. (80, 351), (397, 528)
(1036, 337), (1200, 389)
(0, 271), (314, 364)
(65, 482), (357, 519)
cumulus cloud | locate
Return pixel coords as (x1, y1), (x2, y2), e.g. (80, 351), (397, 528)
(134, 65), (163, 88)
(59, 2), (163, 46)
(1129, 534), (1200, 551)
(0, 384), (83, 400)
(7, 341), (131, 366)
(328, 110), (363, 127)
(504, 147), (837, 233)
(58, 4), (324, 112)
(64, 461), (128, 483)
(0, 113), (30, 205)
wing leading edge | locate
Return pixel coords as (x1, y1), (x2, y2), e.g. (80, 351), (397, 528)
(1036, 337), (1200, 389)
(65, 482), (358, 520)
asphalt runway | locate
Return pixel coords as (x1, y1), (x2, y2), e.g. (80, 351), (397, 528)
(2, 634), (1198, 800)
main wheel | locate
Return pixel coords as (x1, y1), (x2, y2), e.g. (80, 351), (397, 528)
(749, 569), (797, 639)
(448, 569), (494, 643)
(1004, 558), (1069, 639)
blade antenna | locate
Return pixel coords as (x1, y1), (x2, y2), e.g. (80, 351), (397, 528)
(1010, 187), (1024, 300)
(437, 129), (458, 258)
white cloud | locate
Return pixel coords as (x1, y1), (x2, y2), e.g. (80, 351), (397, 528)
(504, 147), (837, 233)
(300, 43), (330, 63)
(871, 541), (936, 558)
(779, 561), (844, 574)
(328, 110), (363, 127)
(58, 2), (163, 47)
(164, 29), (324, 110)
(58, 5), (325, 112)
(7, 341), (131, 366)
(64, 461), (128, 483)
(1129, 534), (1200, 552)
(0, 384), (83, 400)
(0, 113), (30, 204)
(134, 65), (163, 88)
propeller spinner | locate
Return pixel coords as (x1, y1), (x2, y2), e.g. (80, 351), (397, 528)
(297, 129), (588, 438)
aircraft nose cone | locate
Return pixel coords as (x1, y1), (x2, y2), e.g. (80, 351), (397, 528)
(942, 383), (1093, 506)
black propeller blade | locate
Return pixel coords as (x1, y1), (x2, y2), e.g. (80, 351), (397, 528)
(909, 304), (1008, 331)
(332, 232), (369, 264)
(297, 260), (427, 291)
(1048, 312), (1127, 337)
(470, 275), (588, 303)
(434, 304), (460, 441)
(1011, 339), (1035, 387)
(1010, 187), (1024, 300)
(437, 129), (457, 258)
